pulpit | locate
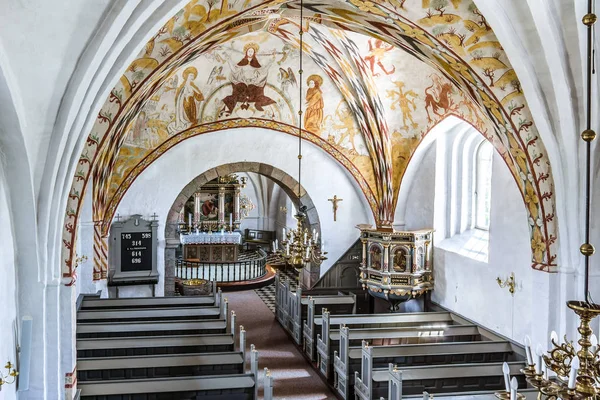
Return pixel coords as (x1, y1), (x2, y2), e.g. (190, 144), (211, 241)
(358, 226), (434, 310)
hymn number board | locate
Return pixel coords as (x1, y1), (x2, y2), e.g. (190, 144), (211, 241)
(121, 231), (152, 272)
(109, 214), (159, 284)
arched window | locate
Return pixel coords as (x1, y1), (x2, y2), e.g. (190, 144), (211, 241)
(474, 140), (493, 230)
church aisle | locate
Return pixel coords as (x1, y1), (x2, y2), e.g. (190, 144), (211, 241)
(226, 290), (336, 400)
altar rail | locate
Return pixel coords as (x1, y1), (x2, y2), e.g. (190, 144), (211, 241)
(176, 250), (267, 283)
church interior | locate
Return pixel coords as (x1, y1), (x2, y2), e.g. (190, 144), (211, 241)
(1, 0), (600, 399)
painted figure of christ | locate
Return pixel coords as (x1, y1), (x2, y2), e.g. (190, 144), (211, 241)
(221, 43), (277, 116)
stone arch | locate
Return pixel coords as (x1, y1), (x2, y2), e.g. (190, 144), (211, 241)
(163, 162), (322, 294)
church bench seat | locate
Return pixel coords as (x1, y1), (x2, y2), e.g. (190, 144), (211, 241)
(76, 319), (228, 339)
(318, 324), (483, 379)
(334, 340), (521, 399)
(80, 293), (218, 310)
(79, 373), (257, 400)
(77, 334), (236, 358)
(76, 305), (222, 323)
(305, 310), (456, 363)
(77, 351), (244, 381)
(275, 274), (357, 345)
(354, 361), (527, 400)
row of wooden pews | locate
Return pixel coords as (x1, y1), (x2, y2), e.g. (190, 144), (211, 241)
(275, 272), (531, 399)
(76, 288), (273, 399)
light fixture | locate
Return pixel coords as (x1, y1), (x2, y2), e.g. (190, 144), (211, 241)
(500, 3), (599, 399)
(273, 0), (326, 271)
(0, 361), (18, 391)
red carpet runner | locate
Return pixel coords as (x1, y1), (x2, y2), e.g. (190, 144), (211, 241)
(226, 290), (336, 400)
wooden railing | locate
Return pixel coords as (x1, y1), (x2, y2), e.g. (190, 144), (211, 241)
(176, 250), (268, 282)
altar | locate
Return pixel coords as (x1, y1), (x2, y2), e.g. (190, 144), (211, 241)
(181, 231), (242, 262)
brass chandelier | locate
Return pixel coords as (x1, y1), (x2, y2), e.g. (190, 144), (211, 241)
(498, 3), (600, 399)
(273, 0), (326, 270)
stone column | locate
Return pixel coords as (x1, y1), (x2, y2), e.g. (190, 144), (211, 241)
(218, 187), (225, 226)
(164, 237), (180, 296)
(59, 284), (76, 399)
(92, 222), (107, 281)
(234, 187), (241, 224)
(194, 193), (201, 228)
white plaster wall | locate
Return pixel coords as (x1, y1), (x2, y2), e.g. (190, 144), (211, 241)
(402, 139), (538, 343)
(0, 0), (112, 190)
(435, 153), (535, 343)
(114, 128), (372, 295)
(76, 184), (108, 298)
(0, 168), (17, 400)
(403, 144), (436, 231)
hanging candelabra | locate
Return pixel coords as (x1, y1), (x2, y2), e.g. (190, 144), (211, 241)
(496, 3), (599, 399)
(271, 0), (326, 270)
(273, 223), (327, 269)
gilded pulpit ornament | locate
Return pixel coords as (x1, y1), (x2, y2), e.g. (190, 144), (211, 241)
(358, 226), (434, 311)
(328, 195), (343, 221)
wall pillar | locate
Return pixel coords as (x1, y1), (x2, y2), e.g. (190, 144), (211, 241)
(234, 187), (241, 225)
(92, 222), (107, 281)
(164, 236), (179, 296)
(193, 193), (201, 228)
(60, 284), (77, 399)
(218, 187), (225, 226)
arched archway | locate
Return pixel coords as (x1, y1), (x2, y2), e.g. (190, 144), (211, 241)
(163, 162), (322, 294)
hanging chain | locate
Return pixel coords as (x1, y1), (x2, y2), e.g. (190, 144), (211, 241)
(297, 0), (304, 210)
(582, 0), (597, 302)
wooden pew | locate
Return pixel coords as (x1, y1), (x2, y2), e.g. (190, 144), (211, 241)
(77, 311), (240, 358)
(275, 275), (356, 344)
(80, 287), (220, 311)
(334, 339), (522, 399)
(355, 361), (527, 400)
(318, 324), (483, 379)
(78, 351), (245, 381)
(77, 306), (235, 339)
(79, 345), (270, 399)
(77, 319), (229, 339)
(77, 289), (226, 323)
(77, 334), (235, 358)
(77, 305), (223, 323)
(307, 310), (457, 365)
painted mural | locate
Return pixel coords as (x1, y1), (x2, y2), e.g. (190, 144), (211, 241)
(107, 29), (490, 226)
(62, 0), (559, 284)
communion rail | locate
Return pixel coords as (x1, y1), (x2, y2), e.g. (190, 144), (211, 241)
(176, 250), (267, 283)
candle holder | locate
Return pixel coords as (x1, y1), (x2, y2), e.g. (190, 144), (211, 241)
(0, 361), (18, 391)
(493, 392), (526, 400)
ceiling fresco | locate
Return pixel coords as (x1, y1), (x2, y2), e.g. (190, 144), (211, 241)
(103, 29), (493, 229)
(61, 0), (558, 284)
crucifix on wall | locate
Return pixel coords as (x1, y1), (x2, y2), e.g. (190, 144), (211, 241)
(328, 195), (343, 222)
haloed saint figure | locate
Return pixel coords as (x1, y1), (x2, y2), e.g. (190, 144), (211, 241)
(173, 67), (204, 131)
(220, 43), (277, 117)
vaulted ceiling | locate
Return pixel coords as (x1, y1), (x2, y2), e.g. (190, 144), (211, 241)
(55, 0), (565, 279)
